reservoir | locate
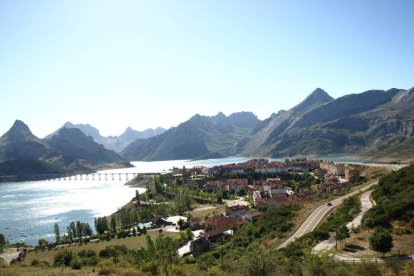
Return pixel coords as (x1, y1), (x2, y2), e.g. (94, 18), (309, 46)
(0, 155), (364, 245)
(0, 157), (250, 245)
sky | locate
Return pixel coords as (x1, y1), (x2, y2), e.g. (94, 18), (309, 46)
(1, 0), (413, 138)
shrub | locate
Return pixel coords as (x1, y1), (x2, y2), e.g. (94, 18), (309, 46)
(98, 260), (115, 275)
(99, 245), (128, 258)
(141, 261), (158, 275)
(0, 258), (7, 268)
(78, 249), (97, 258)
(70, 256), (82, 270)
(197, 253), (216, 271)
(354, 263), (382, 276)
(181, 255), (196, 264)
(31, 259), (39, 266)
(31, 259), (50, 268)
(54, 249), (73, 266)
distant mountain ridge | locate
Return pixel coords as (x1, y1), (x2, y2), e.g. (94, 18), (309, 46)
(0, 121), (126, 177)
(46, 122), (166, 152)
(121, 112), (261, 161)
(2, 85), (414, 176)
(241, 87), (414, 161)
(121, 86), (414, 162)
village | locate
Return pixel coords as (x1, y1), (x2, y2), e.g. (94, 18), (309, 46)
(146, 159), (363, 257)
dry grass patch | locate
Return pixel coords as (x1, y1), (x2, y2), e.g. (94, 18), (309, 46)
(190, 204), (224, 218)
(333, 230), (414, 258)
(23, 231), (177, 266)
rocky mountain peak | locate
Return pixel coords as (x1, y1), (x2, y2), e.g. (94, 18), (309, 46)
(2, 120), (35, 141)
(63, 121), (75, 128)
(291, 88), (333, 113)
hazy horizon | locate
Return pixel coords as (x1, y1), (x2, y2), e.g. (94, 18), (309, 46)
(1, 1), (413, 137)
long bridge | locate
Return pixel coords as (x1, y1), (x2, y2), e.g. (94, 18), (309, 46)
(0, 173), (147, 182)
(45, 172), (141, 182)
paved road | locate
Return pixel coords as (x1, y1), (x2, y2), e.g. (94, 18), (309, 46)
(311, 185), (414, 263)
(313, 189), (375, 253)
(333, 253), (414, 263)
(338, 162), (408, 172)
(278, 181), (378, 249)
(347, 189), (374, 230)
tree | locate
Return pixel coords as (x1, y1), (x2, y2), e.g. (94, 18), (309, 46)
(369, 226), (393, 256)
(76, 221), (83, 238)
(0, 233), (5, 247)
(111, 215), (117, 232)
(304, 250), (336, 276)
(135, 190), (141, 205)
(95, 217), (109, 235)
(217, 194), (223, 204)
(54, 223), (60, 244)
(363, 217), (376, 230)
(335, 225), (350, 249)
(38, 239), (49, 250)
(67, 222), (76, 241)
(247, 175), (254, 185)
(234, 246), (281, 276)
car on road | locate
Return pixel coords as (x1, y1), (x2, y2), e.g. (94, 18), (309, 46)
(327, 202), (332, 206)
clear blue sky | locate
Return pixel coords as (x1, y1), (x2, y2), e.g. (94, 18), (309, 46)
(1, 0), (413, 138)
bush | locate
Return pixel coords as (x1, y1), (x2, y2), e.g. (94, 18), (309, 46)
(70, 256), (82, 270)
(31, 259), (50, 268)
(0, 258), (7, 268)
(180, 255), (196, 264)
(54, 249), (73, 267)
(197, 253), (217, 271)
(77, 250), (98, 266)
(31, 259), (39, 266)
(98, 260), (115, 275)
(99, 245), (128, 258)
(78, 249), (97, 258)
(141, 261), (158, 275)
(207, 266), (227, 276)
(354, 263), (382, 276)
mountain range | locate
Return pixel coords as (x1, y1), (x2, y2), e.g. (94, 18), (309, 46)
(121, 112), (261, 161)
(46, 122), (166, 152)
(241, 87), (414, 161)
(1, 86), (414, 178)
(0, 121), (127, 177)
(120, 86), (414, 162)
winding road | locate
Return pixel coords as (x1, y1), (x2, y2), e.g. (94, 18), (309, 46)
(278, 181), (378, 249)
(311, 185), (414, 263)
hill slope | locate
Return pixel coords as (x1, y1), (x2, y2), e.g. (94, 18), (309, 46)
(242, 87), (414, 160)
(0, 121), (126, 177)
(364, 164), (414, 228)
(121, 112), (261, 161)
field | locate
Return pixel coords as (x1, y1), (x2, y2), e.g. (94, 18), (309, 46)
(190, 204), (224, 218)
(22, 231), (177, 266)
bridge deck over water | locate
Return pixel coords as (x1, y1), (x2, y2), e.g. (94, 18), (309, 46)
(0, 172), (149, 182)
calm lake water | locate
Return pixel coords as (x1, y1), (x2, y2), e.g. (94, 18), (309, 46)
(0, 155), (366, 245)
(0, 157), (251, 245)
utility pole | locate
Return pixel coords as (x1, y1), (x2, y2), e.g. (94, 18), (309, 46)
(221, 243), (224, 270)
